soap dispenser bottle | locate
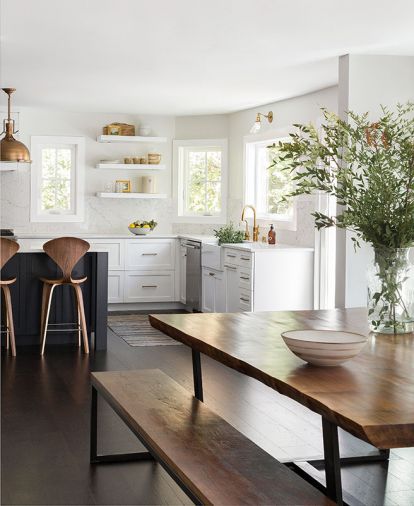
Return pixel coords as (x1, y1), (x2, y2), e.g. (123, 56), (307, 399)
(268, 224), (276, 245)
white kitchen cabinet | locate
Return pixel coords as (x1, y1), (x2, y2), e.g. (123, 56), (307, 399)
(124, 271), (175, 302)
(202, 268), (225, 313)
(88, 239), (125, 270)
(179, 244), (187, 304)
(223, 245), (313, 312)
(224, 264), (240, 312)
(108, 271), (124, 303)
(125, 239), (175, 271)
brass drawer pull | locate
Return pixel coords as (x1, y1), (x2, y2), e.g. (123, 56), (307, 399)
(240, 297), (250, 302)
(240, 276), (250, 280)
(209, 272), (215, 276)
(227, 254), (236, 258)
(224, 265), (237, 270)
(142, 285), (158, 288)
(240, 256), (250, 261)
(142, 253), (158, 256)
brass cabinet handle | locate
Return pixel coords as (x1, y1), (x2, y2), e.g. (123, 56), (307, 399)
(209, 272), (215, 276)
(240, 276), (250, 280)
(142, 285), (158, 288)
(224, 265), (237, 270)
(240, 256), (250, 261)
(240, 297), (250, 302)
(227, 254), (236, 258)
(142, 253), (158, 256)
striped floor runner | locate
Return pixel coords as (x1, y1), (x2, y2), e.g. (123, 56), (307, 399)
(107, 314), (182, 347)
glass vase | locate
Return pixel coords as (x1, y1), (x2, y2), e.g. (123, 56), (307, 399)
(367, 247), (414, 334)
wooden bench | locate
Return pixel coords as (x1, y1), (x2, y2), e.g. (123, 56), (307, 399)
(90, 369), (333, 505)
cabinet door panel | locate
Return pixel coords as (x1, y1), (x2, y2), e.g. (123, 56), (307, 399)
(202, 269), (215, 312)
(108, 271), (124, 303)
(88, 240), (124, 270)
(225, 265), (239, 313)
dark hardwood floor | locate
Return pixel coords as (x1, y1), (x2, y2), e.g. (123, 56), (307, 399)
(2, 319), (414, 505)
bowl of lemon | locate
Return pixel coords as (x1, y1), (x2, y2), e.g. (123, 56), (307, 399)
(128, 220), (157, 235)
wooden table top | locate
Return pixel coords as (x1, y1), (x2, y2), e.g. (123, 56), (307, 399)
(150, 308), (414, 449)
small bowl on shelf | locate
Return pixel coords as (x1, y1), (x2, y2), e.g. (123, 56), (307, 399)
(281, 329), (368, 367)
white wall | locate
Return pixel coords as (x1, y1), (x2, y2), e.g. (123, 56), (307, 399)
(1, 88), (338, 246)
(0, 108), (175, 234)
(337, 55), (414, 308)
(173, 87), (338, 245)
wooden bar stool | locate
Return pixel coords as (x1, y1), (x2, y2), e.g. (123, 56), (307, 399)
(40, 237), (90, 355)
(0, 238), (20, 356)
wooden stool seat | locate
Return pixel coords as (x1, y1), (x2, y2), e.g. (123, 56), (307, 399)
(0, 277), (17, 285)
(0, 238), (20, 356)
(40, 276), (87, 285)
(40, 237), (90, 355)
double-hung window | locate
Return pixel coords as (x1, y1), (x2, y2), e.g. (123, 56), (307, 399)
(173, 139), (227, 223)
(245, 136), (296, 229)
(30, 136), (85, 222)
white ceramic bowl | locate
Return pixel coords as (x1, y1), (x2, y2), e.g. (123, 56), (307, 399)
(128, 226), (154, 236)
(281, 330), (368, 367)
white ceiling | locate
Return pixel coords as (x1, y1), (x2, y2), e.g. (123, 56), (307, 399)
(1, 0), (414, 115)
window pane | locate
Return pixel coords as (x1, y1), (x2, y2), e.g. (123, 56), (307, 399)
(40, 180), (56, 210)
(207, 151), (221, 181)
(206, 182), (221, 214)
(41, 148), (56, 178)
(188, 151), (206, 183)
(267, 146), (293, 216)
(55, 180), (71, 210)
(186, 180), (206, 214)
(56, 148), (72, 179)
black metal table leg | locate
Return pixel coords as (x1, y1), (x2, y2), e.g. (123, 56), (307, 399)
(322, 418), (343, 505)
(90, 386), (153, 464)
(192, 349), (204, 402)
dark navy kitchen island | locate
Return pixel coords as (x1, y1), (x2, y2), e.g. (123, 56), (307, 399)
(1, 251), (108, 351)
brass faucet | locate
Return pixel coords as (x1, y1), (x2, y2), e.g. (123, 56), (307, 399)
(241, 205), (259, 242)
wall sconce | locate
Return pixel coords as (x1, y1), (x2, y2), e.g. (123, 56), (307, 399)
(250, 111), (273, 134)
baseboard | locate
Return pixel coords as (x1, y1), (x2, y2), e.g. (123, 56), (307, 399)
(108, 302), (186, 312)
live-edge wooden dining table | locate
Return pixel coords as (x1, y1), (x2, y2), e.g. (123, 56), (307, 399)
(150, 308), (414, 506)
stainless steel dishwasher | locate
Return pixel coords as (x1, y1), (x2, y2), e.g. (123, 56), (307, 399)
(181, 239), (201, 311)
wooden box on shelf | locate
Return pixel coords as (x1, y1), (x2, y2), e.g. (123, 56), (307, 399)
(103, 123), (136, 136)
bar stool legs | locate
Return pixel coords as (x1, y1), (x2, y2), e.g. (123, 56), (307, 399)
(40, 283), (89, 355)
(2, 285), (16, 356)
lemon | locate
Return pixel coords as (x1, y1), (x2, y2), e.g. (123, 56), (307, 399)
(142, 224), (151, 228)
(129, 223), (135, 228)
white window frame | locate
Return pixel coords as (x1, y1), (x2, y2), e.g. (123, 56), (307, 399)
(30, 136), (85, 222)
(173, 138), (228, 224)
(244, 130), (297, 231)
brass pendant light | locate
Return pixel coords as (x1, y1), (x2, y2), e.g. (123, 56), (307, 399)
(0, 88), (31, 163)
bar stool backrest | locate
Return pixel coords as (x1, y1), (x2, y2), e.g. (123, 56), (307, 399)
(0, 238), (20, 270)
(43, 237), (90, 282)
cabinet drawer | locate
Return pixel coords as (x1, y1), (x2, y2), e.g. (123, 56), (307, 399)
(88, 240), (125, 270)
(108, 271), (124, 303)
(124, 271), (174, 302)
(238, 251), (252, 269)
(223, 248), (238, 266)
(239, 289), (252, 311)
(126, 240), (175, 270)
(238, 268), (252, 290)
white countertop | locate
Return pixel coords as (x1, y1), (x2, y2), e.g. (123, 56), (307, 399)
(221, 242), (314, 252)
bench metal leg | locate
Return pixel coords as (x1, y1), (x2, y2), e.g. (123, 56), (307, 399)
(192, 350), (203, 402)
(90, 386), (153, 464)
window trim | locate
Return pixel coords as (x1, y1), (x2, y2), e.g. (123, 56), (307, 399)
(173, 138), (228, 224)
(30, 136), (85, 223)
(243, 130), (297, 231)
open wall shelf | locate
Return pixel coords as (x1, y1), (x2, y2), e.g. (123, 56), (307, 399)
(96, 192), (167, 199)
(95, 163), (166, 172)
(96, 135), (167, 143)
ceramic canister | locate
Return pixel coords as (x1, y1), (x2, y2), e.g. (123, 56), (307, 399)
(141, 175), (157, 193)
